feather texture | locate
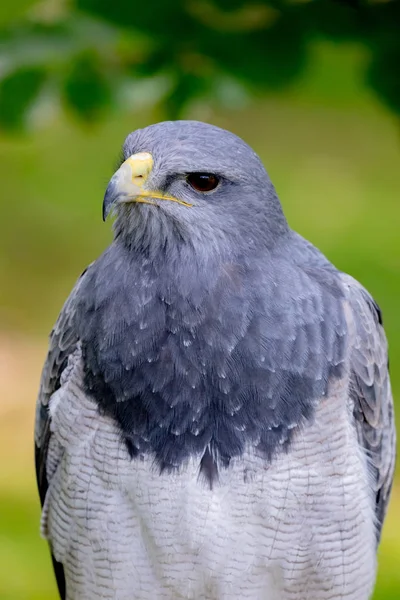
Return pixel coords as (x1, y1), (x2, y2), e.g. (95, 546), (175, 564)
(342, 274), (396, 542)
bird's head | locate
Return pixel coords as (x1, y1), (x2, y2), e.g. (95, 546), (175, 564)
(104, 120), (288, 254)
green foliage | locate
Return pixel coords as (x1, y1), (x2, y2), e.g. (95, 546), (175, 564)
(0, 67), (46, 130)
(0, 0), (399, 127)
(63, 52), (112, 121)
(365, 2), (400, 114)
(79, 0), (194, 38)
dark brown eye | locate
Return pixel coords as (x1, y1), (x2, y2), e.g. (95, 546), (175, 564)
(187, 173), (219, 192)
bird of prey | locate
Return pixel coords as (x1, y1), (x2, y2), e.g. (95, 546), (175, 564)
(35, 120), (395, 600)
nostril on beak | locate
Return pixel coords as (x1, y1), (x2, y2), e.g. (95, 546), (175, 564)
(133, 173), (146, 188)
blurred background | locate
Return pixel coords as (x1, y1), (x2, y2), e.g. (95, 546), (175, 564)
(0, 0), (399, 598)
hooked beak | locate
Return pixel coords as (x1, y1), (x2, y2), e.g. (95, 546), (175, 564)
(102, 151), (193, 221)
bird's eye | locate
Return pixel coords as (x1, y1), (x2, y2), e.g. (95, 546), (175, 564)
(187, 173), (219, 193)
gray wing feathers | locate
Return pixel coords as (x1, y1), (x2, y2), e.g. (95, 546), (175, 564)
(342, 273), (396, 542)
(35, 266), (90, 450)
(34, 267), (91, 600)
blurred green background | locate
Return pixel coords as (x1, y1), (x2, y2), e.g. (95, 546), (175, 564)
(1, 1), (400, 599)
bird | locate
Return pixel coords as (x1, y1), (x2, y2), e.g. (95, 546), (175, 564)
(35, 120), (395, 600)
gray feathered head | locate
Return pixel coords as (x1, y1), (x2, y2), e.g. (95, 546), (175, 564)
(103, 121), (288, 254)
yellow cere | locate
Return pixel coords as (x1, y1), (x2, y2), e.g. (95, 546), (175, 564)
(125, 152), (154, 187)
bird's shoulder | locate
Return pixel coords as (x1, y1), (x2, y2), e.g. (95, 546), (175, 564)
(34, 257), (101, 492)
(35, 242), (120, 422)
(36, 262), (94, 415)
(259, 232), (347, 329)
(339, 272), (396, 542)
(273, 235), (395, 541)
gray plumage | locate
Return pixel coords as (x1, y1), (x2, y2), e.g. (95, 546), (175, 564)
(35, 120), (395, 600)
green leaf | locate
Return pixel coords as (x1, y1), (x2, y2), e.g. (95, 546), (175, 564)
(0, 19), (111, 74)
(77, 0), (194, 39)
(299, 0), (371, 42)
(63, 53), (112, 122)
(363, 1), (400, 114)
(367, 45), (400, 115)
(199, 10), (307, 90)
(127, 46), (172, 78)
(0, 67), (46, 130)
(163, 71), (212, 118)
(213, 0), (248, 9)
